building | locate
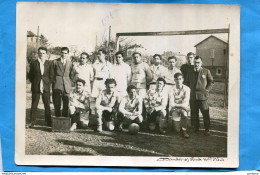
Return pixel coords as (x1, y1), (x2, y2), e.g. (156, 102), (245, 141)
(194, 35), (228, 81)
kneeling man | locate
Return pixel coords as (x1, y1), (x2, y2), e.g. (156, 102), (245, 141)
(69, 78), (91, 131)
(144, 77), (168, 134)
(118, 85), (143, 131)
(95, 78), (119, 132)
(168, 73), (190, 138)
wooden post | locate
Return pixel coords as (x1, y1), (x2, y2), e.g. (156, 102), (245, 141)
(224, 25), (230, 107)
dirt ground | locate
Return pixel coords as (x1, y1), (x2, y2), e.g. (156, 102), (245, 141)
(25, 81), (227, 157)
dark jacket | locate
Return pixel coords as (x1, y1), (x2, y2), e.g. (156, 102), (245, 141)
(184, 67), (214, 101)
(28, 59), (53, 93)
(52, 58), (75, 93)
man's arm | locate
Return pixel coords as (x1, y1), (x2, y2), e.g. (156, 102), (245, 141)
(145, 63), (153, 84)
(127, 65), (132, 85)
(154, 93), (168, 111)
(136, 97), (143, 115)
(28, 61), (34, 83)
(119, 98), (132, 116)
(206, 69), (214, 91)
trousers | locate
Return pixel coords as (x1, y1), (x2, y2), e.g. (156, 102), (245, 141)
(190, 100), (210, 131)
(30, 92), (51, 125)
(53, 90), (70, 117)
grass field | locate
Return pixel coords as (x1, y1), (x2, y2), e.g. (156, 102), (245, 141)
(25, 81), (227, 157)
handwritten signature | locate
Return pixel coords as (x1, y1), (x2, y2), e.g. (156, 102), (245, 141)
(101, 9), (119, 42)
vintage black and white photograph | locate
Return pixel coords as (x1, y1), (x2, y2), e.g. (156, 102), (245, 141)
(15, 2), (240, 167)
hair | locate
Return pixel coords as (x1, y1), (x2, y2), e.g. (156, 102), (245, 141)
(98, 49), (106, 55)
(61, 47), (69, 53)
(81, 52), (89, 58)
(153, 54), (162, 60)
(174, 72), (184, 79)
(76, 78), (86, 86)
(194, 56), (203, 62)
(168, 56), (177, 62)
(187, 52), (195, 57)
(132, 52), (142, 57)
(38, 47), (47, 53)
(156, 77), (166, 85)
(127, 85), (137, 93)
(115, 51), (124, 57)
(105, 78), (117, 86)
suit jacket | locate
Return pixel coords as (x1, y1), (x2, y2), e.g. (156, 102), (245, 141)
(52, 58), (75, 94)
(28, 59), (53, 93)
(184, 67), (214, 101)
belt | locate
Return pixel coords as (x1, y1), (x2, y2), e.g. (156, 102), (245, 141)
(166, 83), (175, 85)
(96, 77), (103, 80)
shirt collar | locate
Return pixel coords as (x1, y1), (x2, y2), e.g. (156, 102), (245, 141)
(38, 58), (45, 64)
(194, 67), (201, 72)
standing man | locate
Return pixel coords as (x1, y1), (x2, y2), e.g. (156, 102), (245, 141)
(144, 77), (168, 134)
(92, 49), (114, 98)
(28, 47), (53, 127)
(185, 56), (214, 136)
(74, 52), (94, 96)
(130, 52), (153, 99)
(52, 47), (75, 118)
(165, 56), (181, 91)
(113, 51), (132, 101)
(168, 73), (190, 138)
(95, 78), (119, 132)
(69, 78), (91, 131)
(149, 54), (167, 90)
(181, 52), (195, 80)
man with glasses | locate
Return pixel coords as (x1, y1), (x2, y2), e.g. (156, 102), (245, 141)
(74, 52), (94, 96)
(185, 56), (214, 136)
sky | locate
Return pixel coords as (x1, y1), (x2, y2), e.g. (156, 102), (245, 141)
(20, 2), (235, 55)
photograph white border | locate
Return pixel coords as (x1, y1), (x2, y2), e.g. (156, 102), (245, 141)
(15, 2), (240, 167)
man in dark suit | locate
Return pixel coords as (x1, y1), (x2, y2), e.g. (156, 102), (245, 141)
(52, 47), (75, 117)
(28, 47), (54, 127)
(185, 56), (214, 136)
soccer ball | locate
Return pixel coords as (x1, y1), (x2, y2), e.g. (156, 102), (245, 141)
(128, 123), (140, 135)
(106, 121), (115, 131)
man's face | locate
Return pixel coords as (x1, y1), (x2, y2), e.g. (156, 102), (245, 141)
(76, 82), (84, 93)
(174, 76), (184, 86)
(194, 58), (202, 70)
(156, 80), (165, 90)
(133, 54), (142, 64)
(97, 51), (105, 61)
(80, 54), (88, 65)
(168, 58), (176, 68)
(153, 56), (161, 66)
(116, 54), (124, 64)
(106, 83), (115, 93)
(187, 55), (194, 65)
(61, 50), (69, 59)
(128, 89), (137, 99)
(38, 49), (47, 60)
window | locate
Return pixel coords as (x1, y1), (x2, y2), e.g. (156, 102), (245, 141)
(216, 68), (222, 76)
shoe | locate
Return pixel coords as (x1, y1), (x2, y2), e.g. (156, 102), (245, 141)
(97, 125), (102, 132)
(159, 128), (167, 134)
(204, 130), (210, 136)
(70, 123), (77, 131)
(27, 122), (34, 128)
(183, 131), (190, 138)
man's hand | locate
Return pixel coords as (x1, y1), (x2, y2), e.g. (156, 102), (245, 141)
(147, 107), (154, 114)
(106, 107), (113, 112)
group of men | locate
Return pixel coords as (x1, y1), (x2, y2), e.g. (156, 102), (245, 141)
(28, 46), (214, 138)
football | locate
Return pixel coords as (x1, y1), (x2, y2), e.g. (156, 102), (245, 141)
(128, 123), (140, 135)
